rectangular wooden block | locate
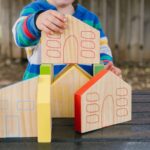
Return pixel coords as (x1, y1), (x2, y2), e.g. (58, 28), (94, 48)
(37, 65), (51, 143)
(75, 70), (132, 133)
(41, 15), (100, 64)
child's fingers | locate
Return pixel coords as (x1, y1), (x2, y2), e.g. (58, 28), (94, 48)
(41, 23), (53, 34)
(47, 15), (66, 29)
(45, 20), (64, 33)
(105, 61), (113, 70)
(112, 67), (122, 77)
(105, 62), (122, 78)
(48, 10), (67, 23)
(114, 67), (122, 76)
(117, 68), (122, 76)
(119, 74), (123, 79)
(110, 67), (116, 74)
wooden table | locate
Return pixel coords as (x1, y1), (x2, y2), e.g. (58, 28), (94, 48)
(0, 91), (150, 150)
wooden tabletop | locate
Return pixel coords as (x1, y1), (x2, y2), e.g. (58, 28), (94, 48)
(0, 91), (150, 150)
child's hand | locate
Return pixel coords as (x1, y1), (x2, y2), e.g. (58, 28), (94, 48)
(36, 10), (67, 34)
(105, 62), (122, 78)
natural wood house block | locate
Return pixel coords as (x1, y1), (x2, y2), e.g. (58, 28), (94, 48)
(51, 65), (91, 118)
(0, 77), (38, 138)
(41, 15), (100, 64)
(37, 65), (51, 143)
(75, 70), (132, 133)
(0, 64), (92, 139)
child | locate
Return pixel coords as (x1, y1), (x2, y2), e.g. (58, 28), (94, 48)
(12, 0), (121, 80)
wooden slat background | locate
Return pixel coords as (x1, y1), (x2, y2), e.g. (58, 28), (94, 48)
(0, 0), (150, 63)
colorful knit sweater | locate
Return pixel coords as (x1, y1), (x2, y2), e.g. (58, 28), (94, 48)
(12, 0), (113, 80)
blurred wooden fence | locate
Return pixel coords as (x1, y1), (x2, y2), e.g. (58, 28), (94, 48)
(0, 0), (150, 63)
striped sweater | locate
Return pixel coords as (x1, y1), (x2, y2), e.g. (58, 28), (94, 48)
(12, 0), (113, 80)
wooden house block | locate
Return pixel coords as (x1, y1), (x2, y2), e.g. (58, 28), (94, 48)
(37, 65), (51, 143)
(51, 65), (91, 118)
(0, 77), (38, 138)
(75, 70), (132, 133)
(0, 64), (92, 139)
(41, 15), (100, 64)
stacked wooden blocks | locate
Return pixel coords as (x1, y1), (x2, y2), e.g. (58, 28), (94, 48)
(0, 15), (132, 143)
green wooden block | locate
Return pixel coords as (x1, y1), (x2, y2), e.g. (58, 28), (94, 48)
(93, 64), (105, 75)
(40, 65), (51, 75)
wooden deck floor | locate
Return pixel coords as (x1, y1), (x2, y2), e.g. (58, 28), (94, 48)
(0, 91), (150, 150)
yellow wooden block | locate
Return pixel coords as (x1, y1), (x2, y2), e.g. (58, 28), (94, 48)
(41, 15), (100, 64)
(37, 103), (51, 143)
(37, 69), (51, 143)
(51, 65), (91, 118)
(0, 65), (90, 139)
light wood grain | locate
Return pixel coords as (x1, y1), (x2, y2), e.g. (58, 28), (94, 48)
(75, 70), (132, 133)
(0, 64), (91, 139)
(41, 15), (100, 64)
(51, 65), (91, 118)
(0, 77), (38, 138)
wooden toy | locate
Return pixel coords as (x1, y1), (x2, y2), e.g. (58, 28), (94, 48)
(41, 15), (100, 64)
(93, 64), (105, 75)
(0, 77), (38, 138)
(0, 12), (132, 143)
(75, 69), (132, 133)
(51, 64), (91, 118)
(0, 64), (89, 139)
(37, 65), (51, 143)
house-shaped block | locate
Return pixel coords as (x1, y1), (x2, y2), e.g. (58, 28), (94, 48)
(0, 65), (91, 138)
(41, 15), (100, 64)
(0, 77), (38, 138)
(51, 65), (91, 118)
(75, 69), (132, 133)
(0, 13), (132, 142)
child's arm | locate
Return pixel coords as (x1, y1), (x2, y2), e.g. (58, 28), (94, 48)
(94, 16), (122, 77)
(93, 17), (113, 65)
(12, 4), (42, 47)
(12, 4), (66, 48)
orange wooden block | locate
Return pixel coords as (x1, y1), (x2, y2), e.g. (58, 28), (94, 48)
(41, 15), (100, 64)
(75, 70), (132, 133)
